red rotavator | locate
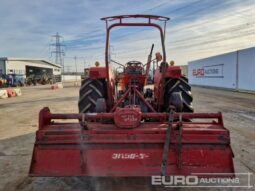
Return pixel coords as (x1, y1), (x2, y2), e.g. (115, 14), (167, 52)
(29, 15), (234, 177)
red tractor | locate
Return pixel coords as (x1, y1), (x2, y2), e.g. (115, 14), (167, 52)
(30, 15), (234, 177)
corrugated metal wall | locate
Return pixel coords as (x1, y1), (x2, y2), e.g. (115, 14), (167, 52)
(188, 47), (255, 92)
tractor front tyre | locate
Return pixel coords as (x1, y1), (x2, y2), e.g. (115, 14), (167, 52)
(165, 77), (194, 112)
(78, 78), (106, 113)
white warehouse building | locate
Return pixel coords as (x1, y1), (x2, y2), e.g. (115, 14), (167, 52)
(188, 47), (255, 92)
(0, 58), (61, 83)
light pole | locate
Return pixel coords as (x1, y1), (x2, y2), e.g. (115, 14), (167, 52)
(84, 60), (87, 71)
(74, 56), (77, 83)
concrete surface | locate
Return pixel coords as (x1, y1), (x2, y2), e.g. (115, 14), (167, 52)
(0, 85), (254, 191)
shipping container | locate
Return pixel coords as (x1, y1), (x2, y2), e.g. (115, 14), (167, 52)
(188, 47), (255, 92)
(237, 47), (255, 91)
(188, 52), (237, 89)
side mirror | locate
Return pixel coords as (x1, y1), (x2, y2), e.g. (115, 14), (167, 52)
(155, 52), (162, 62)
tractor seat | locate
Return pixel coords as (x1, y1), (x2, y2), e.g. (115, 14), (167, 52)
(125, 61), (143, 74)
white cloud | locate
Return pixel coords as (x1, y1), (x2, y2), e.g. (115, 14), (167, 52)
(0, 0), (255, 71)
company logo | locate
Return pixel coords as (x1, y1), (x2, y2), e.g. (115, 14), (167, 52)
(151, 173), (253, 188)
(193, 64), (224, 78)
(112, 153), (149, 160)
(121, 114), (138, 122)
(193, 68), (205, 76)
(152, 175), (198, 186)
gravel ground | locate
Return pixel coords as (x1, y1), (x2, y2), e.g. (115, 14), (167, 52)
(0, 85), (254, 191)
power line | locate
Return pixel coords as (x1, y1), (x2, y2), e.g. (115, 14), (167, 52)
(169, 28), (255, 50)
(169, 4), (255, 33)
(166, 0), (204, 15)
(62, 0), (255, 63)
(65, 1), (253, 52)
(170, 21), (255, 45)
(64, 56), (87, 72)
(88, 1), (250, 47)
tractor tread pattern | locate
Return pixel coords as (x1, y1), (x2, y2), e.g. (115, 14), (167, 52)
(78, 78), (106, 113)
(165, 76), (194, 112)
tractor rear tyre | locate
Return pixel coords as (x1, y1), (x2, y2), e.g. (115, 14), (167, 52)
(78, 78), (106, 113)
(165, 77), (194, 112)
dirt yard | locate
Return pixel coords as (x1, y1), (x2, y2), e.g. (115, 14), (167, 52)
(0, 85), (254, 191)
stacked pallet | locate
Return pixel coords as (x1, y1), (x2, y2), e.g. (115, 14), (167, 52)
(0, 88), (22, 99)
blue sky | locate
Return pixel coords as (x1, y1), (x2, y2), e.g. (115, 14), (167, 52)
(0, 0), (255, 72)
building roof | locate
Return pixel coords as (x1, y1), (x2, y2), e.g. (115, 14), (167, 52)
(0, 57), (62, 68)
